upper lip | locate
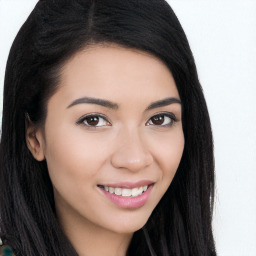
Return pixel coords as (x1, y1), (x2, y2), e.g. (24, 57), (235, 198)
(99, 180), (154, 189)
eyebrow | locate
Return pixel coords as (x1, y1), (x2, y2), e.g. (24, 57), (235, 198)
(67, 96), (181, 110)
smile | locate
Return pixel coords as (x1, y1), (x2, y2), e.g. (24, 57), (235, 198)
(99, 185), (149, 197)
(97, 182), (154, 209)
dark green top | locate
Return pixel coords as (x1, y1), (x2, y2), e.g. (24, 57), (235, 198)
(0, 238), (15, 256)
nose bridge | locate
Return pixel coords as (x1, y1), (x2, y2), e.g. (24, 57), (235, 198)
(111, 125), (153, 172)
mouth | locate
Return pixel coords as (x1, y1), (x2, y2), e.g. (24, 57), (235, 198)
(97, 184), (151, 198)
(97, 181), (154, 208)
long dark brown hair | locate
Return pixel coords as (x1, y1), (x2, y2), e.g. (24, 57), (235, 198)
(0, 0), (216, 255)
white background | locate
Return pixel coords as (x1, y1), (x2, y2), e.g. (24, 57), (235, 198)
(0, 1), (256, 255)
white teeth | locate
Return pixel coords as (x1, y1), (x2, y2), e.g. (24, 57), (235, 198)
(143, 185), (148, 192)
(102, 185), (149, 197)
(122, 188), (132, 197)
(109, 187), (115, 194)
(138, 187), (143, 195)
(131, 187), (139, 197)
(131, 187), (143, 196)
(114, 188), (122, 196)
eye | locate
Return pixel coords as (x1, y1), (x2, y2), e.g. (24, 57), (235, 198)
(76, 114), (111, 128)
(146, 113), (177, 127)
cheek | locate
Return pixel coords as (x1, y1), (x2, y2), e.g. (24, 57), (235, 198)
(43, 125), (114, 220)
(153, 129), (184, 182)
(43, 124), (115, 186)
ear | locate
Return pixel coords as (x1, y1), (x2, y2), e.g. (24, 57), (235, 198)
(25, 113), (45, 161)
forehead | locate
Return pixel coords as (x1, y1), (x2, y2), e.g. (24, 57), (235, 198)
(52, 44), (180, 107)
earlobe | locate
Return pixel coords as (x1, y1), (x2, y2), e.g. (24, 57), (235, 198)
(25, 114), (45, 161)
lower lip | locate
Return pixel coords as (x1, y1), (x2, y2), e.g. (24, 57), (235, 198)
(99, 185), (153, 209)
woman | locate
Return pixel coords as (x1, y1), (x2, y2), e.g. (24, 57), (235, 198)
(0, 0), (216, 255)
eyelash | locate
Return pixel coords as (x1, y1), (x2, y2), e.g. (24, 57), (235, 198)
(76, 112), (177, 129)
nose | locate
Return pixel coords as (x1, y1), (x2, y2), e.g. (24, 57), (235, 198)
(110, 128), (153, 172)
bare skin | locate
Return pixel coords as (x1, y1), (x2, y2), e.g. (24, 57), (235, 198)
(26, 44), (184, 256)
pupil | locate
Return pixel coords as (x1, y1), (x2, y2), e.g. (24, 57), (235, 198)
(152, 115), (164, 125)
(87, 116), (99, 126)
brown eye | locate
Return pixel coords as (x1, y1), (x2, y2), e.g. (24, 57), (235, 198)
(86, 116), (100, 126)
(146, 113), (176, 127)
(77, 114), (111, 127)
(151, 115), (165, 125)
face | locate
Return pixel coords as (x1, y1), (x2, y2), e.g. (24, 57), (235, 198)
(28, 44), (184, 235)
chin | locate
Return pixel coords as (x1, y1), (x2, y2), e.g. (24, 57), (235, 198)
(105, 212), (151, 235)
